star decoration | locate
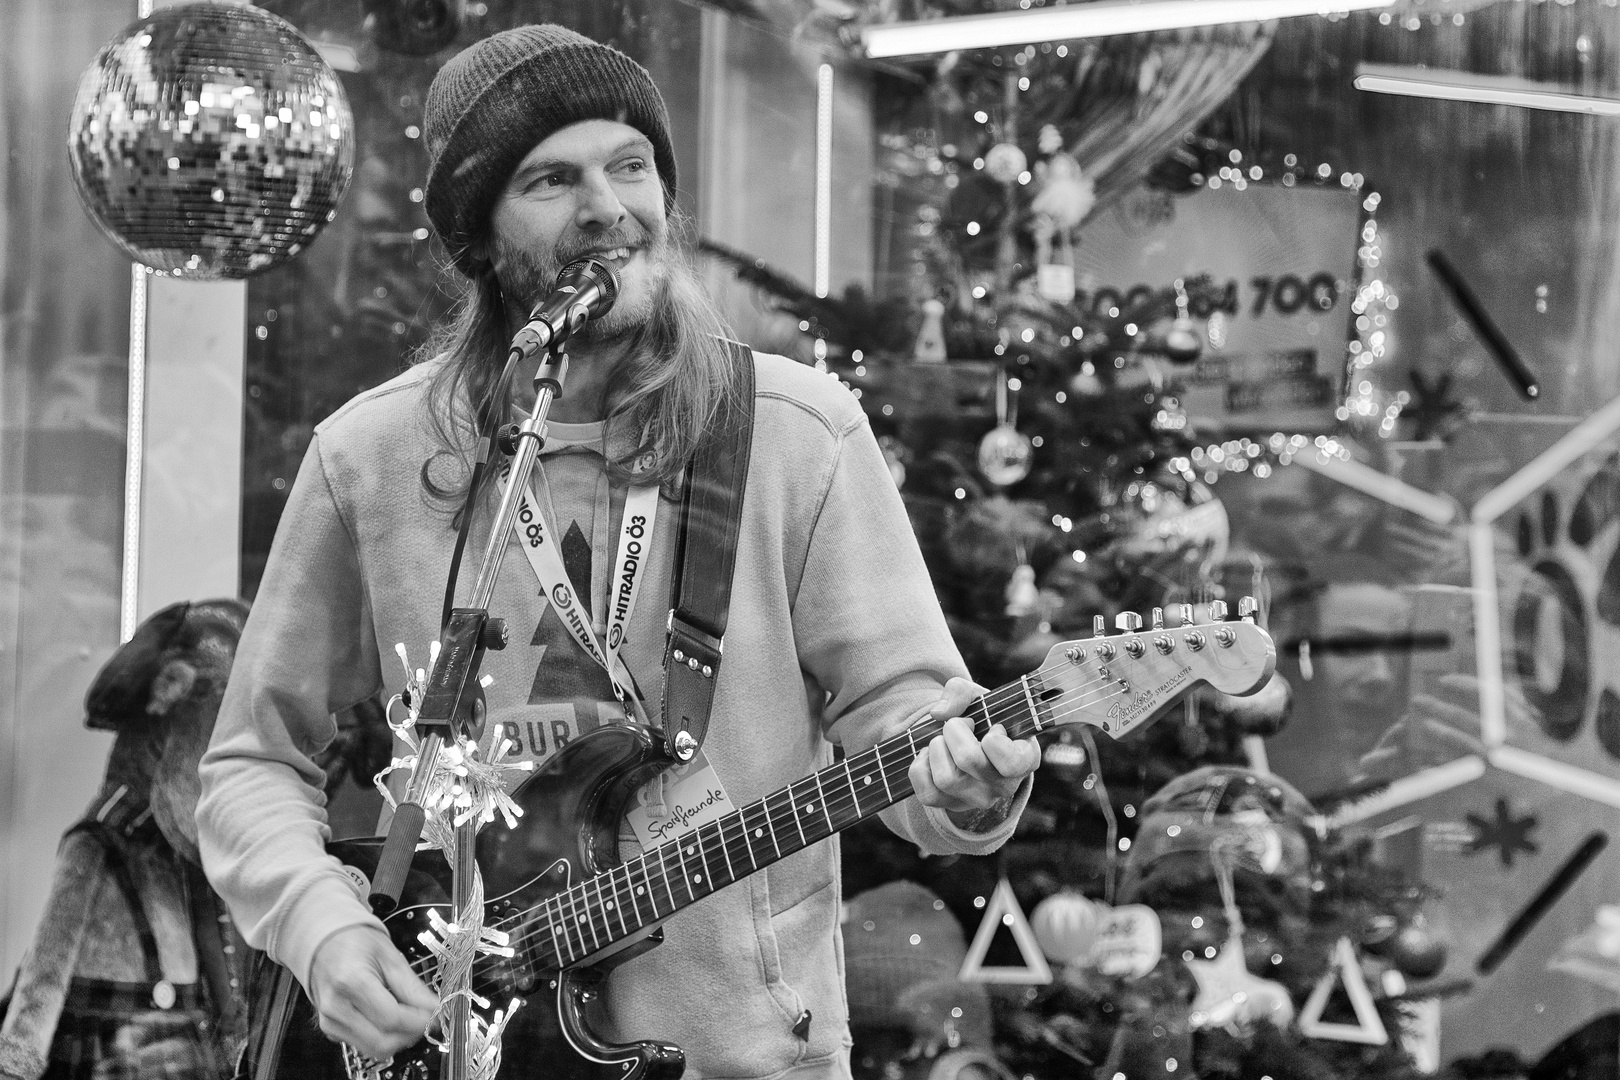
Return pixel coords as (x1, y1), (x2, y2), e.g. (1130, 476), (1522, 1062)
(1466, 797), (1539, 868)
(1404, 370), (1467, 442)
(1185, 932), (1295, 1033)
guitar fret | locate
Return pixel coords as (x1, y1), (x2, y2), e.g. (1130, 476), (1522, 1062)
(841, 758), (868, 819)
(876, 741), (896, 803)
(557, 891), (582, 964)
(763, 792), (784, 858)
(787, 782), (809, 848)
(631, 857), (656, 924)
(656, 842), (681, 912)
(812, 771), (836, 833)
(715, 816), (737, 883)
(738, 806), (760, 870)
(609, 866), (629, 938)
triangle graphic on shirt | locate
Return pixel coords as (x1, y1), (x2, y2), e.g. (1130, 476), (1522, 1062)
(528, 520), (616, 718)
(959, 877), (1053, 985)
(1298, 937), (1389, 1045)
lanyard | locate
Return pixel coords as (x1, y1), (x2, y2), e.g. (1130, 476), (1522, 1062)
(498, 457), (659, 722)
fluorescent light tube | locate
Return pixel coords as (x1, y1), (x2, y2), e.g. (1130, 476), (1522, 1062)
(861, 0), (1396, 58)
(1355, 63), (1620, 117)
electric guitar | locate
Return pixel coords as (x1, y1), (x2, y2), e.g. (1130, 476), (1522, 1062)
(239, 604), (1274, 1080)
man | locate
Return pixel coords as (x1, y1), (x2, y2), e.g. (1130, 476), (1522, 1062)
(196, 23), (1039, 1079)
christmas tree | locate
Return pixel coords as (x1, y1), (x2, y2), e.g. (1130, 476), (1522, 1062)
(701, 32), (1452, 1080)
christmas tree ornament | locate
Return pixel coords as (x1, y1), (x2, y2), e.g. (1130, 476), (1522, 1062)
(1185, 933), (1295, 1032)
(1161, 283), (1203, 364)
(977, 369), (1033, 487)
(1004, 554), (1039, 617)
(983, 142), (1028, 185)
(1298, 937), (1389, 1045)
(1186, 852), (1294, 1033)
(1091, 903), (1162, 979)
(1030, 891), (1101, 964)
(959, 877), (1053, 985)
(1069, 362), (1103, 397)
(68, 2), (354, 278)
(913, 298), (948, 363)
(1386, 914), (1447, 979)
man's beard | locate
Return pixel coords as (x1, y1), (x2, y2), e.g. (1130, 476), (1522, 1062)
(494, 229), (670, 344)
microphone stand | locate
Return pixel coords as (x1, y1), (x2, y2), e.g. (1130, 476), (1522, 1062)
(368, 342), (571, 1080)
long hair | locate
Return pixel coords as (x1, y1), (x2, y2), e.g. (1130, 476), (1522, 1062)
(416, 229), (744, 510)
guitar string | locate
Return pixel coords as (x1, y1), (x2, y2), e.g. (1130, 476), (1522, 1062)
(397, 659), (1142, 981)
(393, 662), (1084, 982)
(446, 664), (1136, 976)
(401, 625), (1252, 981)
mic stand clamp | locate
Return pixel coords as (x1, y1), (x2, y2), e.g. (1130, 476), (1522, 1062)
(367, 348), (570, 1080)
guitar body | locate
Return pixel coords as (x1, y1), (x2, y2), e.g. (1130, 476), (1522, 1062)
(239, 724), (685, 1080)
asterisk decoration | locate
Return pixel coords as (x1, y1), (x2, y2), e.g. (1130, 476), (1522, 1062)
(1466, 797), (1539, 868)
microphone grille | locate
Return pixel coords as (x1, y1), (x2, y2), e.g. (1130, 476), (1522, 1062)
(559, 256), (619, 308)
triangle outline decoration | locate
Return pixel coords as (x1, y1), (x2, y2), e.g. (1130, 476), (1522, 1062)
(958, 877), (1053, 985)
(1298, 936), (1389, 1045)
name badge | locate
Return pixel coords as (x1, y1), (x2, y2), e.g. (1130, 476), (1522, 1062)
(625, 748), (738, 848)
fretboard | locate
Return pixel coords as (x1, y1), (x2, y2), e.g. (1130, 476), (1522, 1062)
(520, 676), (1051, 969)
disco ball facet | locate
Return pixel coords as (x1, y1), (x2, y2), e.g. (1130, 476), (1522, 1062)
(68, 2), (355, 279)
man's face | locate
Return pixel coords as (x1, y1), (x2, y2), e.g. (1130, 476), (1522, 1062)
(1316, 582), (1411, 716)
(486, 119), (669, 340)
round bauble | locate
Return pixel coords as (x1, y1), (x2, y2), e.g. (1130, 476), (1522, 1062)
(1162, 316), (1203, 364)
(68, 2), (354, 279)
(1211, 671), (1294, 737)
(983, 142), (1028, 185)
(977, 424), (1033, 487)
(1389, 917), (1447, 979)
(1031, 892), (1101, 964)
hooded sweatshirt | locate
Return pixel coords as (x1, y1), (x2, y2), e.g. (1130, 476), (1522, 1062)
(197, 350), (1028, 1079)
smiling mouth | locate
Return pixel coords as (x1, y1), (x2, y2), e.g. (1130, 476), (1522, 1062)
(584, 246), (636, 270)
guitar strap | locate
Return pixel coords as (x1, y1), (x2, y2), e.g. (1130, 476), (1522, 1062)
(661, 339), (754, 762)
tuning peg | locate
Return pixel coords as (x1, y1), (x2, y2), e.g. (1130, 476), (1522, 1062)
(1238, 596), (1258, 622)
(1151, 607), (1164, 630)
(1179, 603), (1194, 627)
(1209, 599), (1229, 621)
(1116, 611), (1143, 633)
(1093, 615), (1107, 638)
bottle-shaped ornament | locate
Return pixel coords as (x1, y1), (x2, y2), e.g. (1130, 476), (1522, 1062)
(913, 298), (948, 363)
(977, 368), (1033, 487)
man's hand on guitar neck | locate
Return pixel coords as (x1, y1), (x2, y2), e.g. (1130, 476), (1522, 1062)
(309, 924), (440, 1060)
(908, 676), (1041, 832)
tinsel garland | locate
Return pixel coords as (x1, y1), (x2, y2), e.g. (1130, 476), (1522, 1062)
(369, 641), (534, 1080)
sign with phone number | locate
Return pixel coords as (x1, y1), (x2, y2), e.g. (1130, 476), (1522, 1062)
(1072, 185), (1363, 431)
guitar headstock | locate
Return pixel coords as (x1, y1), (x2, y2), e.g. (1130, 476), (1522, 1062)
(1035, 599), (1276, 741)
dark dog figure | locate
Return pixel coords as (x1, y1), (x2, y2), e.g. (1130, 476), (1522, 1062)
(0, 599), (393, 1080)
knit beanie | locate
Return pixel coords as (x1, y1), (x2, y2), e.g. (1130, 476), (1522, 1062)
(424, 24), (678, 277)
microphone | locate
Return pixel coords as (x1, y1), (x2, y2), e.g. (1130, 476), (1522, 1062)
(507, 257), (620, 361)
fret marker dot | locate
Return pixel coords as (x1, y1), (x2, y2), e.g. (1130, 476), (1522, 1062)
(863, 776), (871, 785)
(805, 803), (816, 813)
(577, 915), (586, 923)
(694, 874), (703, 883)
(636, 886), (645, 895)
(606, 901), (614, 909)
(754, 829), (763, 838)
(686, 846), (695, 855)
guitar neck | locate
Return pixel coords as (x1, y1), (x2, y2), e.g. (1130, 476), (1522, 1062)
(518, 606), (1273, 971)
(523, 678), (1054, 970)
